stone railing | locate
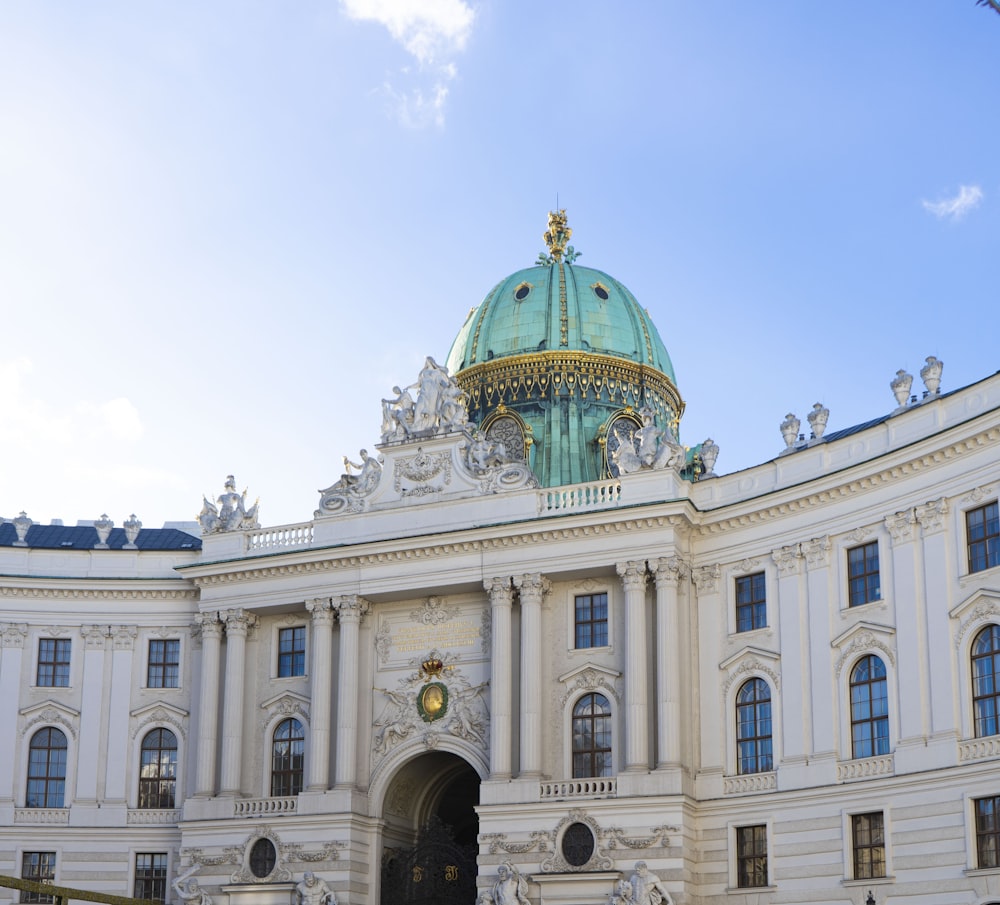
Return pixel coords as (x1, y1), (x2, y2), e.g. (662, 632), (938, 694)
(245, 522), (314, 554)
(15, 807), (69, 824)
(539, 778), (617, 800)
(233, 796), (297, 817)
(723, 771), (777, 795)
(836, 755), (894, 782)
(127, 808), (182, 825)
(538, 480), (622, 515)
(959, 736), (1000, 762)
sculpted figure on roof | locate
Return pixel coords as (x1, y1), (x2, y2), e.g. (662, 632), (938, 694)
(380, 357), (469, 444)
(198, 475), (260, 533)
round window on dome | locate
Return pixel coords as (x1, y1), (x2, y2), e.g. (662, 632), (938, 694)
(592, 282), (610, 301)
(513, 282), (532, 302)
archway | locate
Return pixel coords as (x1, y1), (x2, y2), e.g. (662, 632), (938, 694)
(379, 752), (480, 905)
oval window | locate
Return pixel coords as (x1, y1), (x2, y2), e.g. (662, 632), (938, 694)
(249, 838), (277, 879)
(561, 822), (595, 867)
(514, 284), (531, 301)
(593, 284), (609, 301)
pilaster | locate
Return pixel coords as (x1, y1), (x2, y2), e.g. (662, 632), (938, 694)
(194, 613), (223, 797)
(617, 560), (650, 772)
(306, 598), (336, 790)
(514, 573), (549, 777)
(652, 556), (688, 769)
(220, 608), (257, 796)
(334, 594), (370, 789)
(486, 578), (514, 779)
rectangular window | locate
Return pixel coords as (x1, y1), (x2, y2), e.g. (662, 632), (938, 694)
(976, 795), (1000, 869)
(278, 626), (306, 678)
(968, 501), (1000, 574)
(36, 639), (70, 687)
(736, 825), (768, 888)
(852, 812), (886, 879)
(574, 593), (608, 649)
(848, 542), (880, 607)
(20, 852), (56, 904)
(735, 573), (766, 632)
(147, 640), (180, 688)
(134, 853), (168, 902)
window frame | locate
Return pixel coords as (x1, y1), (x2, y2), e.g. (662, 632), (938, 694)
(570, 692), (613, 779)
(851, 811), (886, 880)
(146, 639), (180, 689)
(847, 541), (881, 607)
(277, 626), (307, 679)
(36, 638), (71, 688)
(26, 728), (67, 809)
(736, 678), (773, 775)
(137, 728), (178, 810)
(968, 501), (1000, 575)
(973, 624), (1000, 739)
(270, 717), (305, 797)
(734, 572), (766, 633)
(849, 654), (890, 760)
(20, 851), (57, 904)
(573, 592), (609, 650)
(975, 794), (1000, 870)
(732, 823), (770, 890)
(133, 853), (168, 902)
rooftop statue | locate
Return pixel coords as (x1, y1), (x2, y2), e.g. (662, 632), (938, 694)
(612, 409), (685, 476)
(316, 450), (383, 515)
(198, 475), (260, 533)
(380, 357), (468, 443)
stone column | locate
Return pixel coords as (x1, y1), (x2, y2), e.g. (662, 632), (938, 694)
(306, 599), (335, 791)
(219, 608), (257, 796)
(334, 595), (370, 789)
(515, 573), (549, 777)
(106, 626), (137, 802)
(194, 613), (223, 796)
(0, 624), (27, 802)
(617, 560), (650, 772)
(486, 578), (514, 779)
(76, 626), (108, 803)
(652, 557), (688, 769)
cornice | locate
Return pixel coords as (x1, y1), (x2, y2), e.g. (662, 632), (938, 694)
(0, 584), (198, 601)
(696, 423), (1000, 536)
(187, 514), (693, 587)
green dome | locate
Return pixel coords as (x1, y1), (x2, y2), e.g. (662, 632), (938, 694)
(446, 213), (685, 489)
(445, 263), (676, 380)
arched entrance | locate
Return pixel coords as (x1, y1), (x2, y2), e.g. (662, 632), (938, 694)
(379, 751), (480, 905)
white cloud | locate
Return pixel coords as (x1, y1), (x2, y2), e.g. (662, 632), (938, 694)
(341, 0), (475, 127)
(921, 185), (983, 221)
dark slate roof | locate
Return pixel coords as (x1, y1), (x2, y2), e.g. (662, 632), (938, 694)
(0, 523), (201, 551)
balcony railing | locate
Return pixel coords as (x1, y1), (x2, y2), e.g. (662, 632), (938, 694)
(836, 754), (894, 782)
(233, 796), (297, 817)
(245, 522), (314, 554)
(539, 778), (617, 800)
(14, 808), (69, 824)
(723, 771), (777, 795)
(538, 480), (622, 515)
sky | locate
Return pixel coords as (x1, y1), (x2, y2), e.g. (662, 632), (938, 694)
(1, 2), (998, 531)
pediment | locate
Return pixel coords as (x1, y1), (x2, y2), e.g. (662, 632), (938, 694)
(720, 646), (781, 695)
(19, 699), (79, 721)
(832, 619), (895, 650)
(19, 700), (80, 739)
(720, 644), (779, 673)
(950, 587), (1000, 650)
(558, 662), (622, 705)
(558, 662), (621, 684)
(130, 701), (189, 721)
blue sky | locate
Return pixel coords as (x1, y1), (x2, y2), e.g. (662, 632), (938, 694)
(1, 2), (997, 529)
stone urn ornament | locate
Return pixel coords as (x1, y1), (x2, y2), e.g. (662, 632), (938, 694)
(920, 356), (943, 395)
(780, 413), (800, 452)
(890, 369), (913, 407)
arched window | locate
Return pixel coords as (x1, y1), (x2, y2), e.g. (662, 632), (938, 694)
(973, 625), (1000, 738)
(138, 728), (177, 809)
(850, 655), (889, 759)
(27, 727), (67, 808)
(571, 693), (612, 778)
(736, 678), (773, 774)
(271, 718), (304, 796)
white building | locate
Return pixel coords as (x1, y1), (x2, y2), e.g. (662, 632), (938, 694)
(2, 213), (1000, 905)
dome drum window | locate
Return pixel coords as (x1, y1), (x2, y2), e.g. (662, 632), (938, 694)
(513, 282), (533, 302)
(591, 282), (610, 301)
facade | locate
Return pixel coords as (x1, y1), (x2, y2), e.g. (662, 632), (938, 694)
(2, 213), (1000, 905)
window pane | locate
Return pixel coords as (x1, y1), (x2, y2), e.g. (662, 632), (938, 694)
(574, 594), (608, 649)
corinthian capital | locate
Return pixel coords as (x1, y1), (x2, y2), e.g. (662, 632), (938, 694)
(915, 497), (949, 535)
(484, 578), (514, 608)
(195, 611), (224, 640)
(771, 544), (803, 575)
(306, 598), (336, 626)
(616, 560), (648, 592)
(335, 595), (371, 624)
(514, 573), (551, 603)
(222, 608), (259, 637)
(653, 555), (690, 586)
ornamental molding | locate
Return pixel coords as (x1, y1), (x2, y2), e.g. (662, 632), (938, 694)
(844, 525), (876, 545)
(720, 647), (781, 696)
(961, 484), (996, 505)
(729, 558), (761, 576)
(480, 607), (491, 655)
(0, 622), (28, 648)
(481, 831), (552, 855)
(18, 700), (80, 740)
(540, 809), (613, 873)
(832, 623), (896, 677)
(951, 588), (1000, 649)
(696, 424), (1000, 536)
(280, 840), (344, 864)
(375, 617), (392, 664)
(558, 663), (622, 706)
(81, 625), (108, 649)
(884, 510), (916, 543)
(771, 544), (803, 575)
(129, 701), (189, 740)
(230, 826), (292, 884)
(182, 845), (242, 867)
(393, 448), (453, 497)
(259, 691), (310, 730)
(652, 555), (690, 585)
(0, 585), (197, 600)
(410, 596), (459, 625)
(602, 824), (678, 850)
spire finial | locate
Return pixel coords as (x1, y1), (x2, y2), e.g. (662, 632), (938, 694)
(543, 209), (572, 262)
